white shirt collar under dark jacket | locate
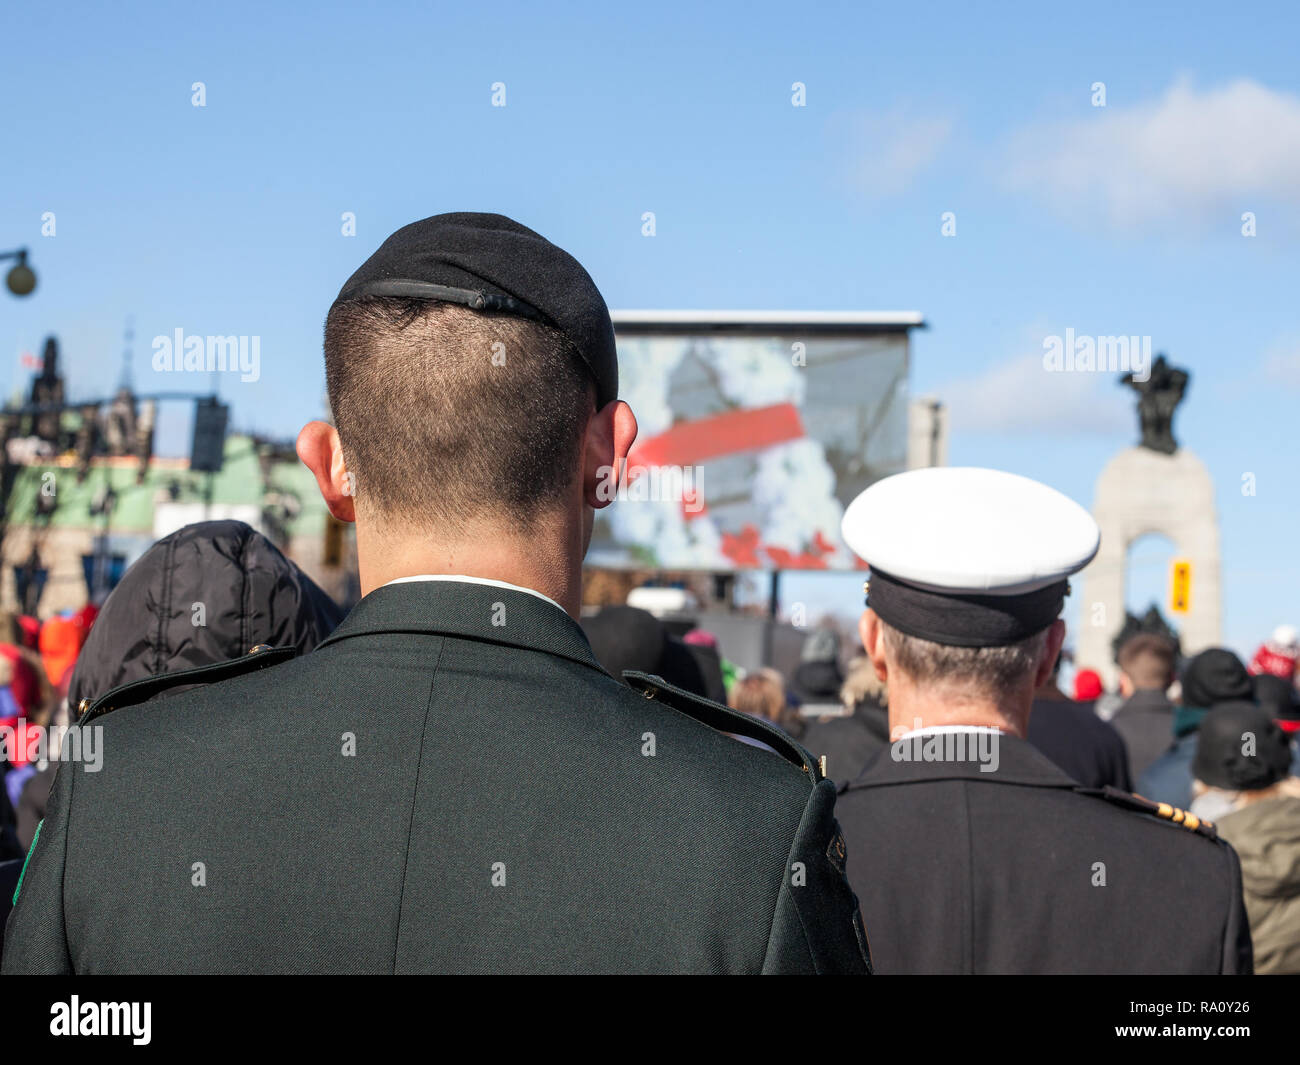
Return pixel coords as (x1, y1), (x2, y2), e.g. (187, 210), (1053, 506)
(383, 574), (567, 616)
(893, 724), (1005, 741)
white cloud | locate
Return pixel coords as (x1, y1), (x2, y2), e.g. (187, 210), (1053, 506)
(941, 349), (1132, 435)
(833, 109), (954, 199)
(1005, 78), (1300, 228)
(1263, 333), (1300, 387)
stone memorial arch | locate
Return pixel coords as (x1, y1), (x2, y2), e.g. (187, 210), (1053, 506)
(1075, 357), (1222, 688)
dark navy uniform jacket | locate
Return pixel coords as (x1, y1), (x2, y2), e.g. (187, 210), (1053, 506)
(4, 580), (868, 974)
(836, 730), (1252, 974)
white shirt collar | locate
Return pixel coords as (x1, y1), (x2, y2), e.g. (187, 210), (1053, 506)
(893, 724), (1005, 741)
(383, 574), (567, 616)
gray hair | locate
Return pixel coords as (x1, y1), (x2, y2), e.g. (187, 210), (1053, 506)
(880, 621), (1050, 701)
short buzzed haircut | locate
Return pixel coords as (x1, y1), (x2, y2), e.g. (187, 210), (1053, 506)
(1117, 633), (1176, 691)
(324, 297), (595, 531)
(881, 621), (1049, 702)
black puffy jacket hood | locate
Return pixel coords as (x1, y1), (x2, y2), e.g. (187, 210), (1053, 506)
(69, 520), (343, 708)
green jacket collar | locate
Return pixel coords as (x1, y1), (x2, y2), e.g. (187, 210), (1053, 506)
(317, 579), (607, 678)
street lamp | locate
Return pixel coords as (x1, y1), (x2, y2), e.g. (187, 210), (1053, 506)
(1, 248), (37, 296)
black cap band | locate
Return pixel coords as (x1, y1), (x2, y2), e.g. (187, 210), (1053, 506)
(867, 567), (1067, 648)
(338, 279), (547, 321)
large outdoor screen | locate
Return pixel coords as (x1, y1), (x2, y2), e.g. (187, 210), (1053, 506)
(587, 325), (912, 571)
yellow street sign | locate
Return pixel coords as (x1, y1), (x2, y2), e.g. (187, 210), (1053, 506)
(1170, 559), (1192, 614)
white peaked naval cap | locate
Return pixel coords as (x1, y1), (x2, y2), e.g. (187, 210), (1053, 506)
(841, 467), (1101, 647)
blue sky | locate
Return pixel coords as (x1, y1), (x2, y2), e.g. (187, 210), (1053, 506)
(2, 0), (1298, 662)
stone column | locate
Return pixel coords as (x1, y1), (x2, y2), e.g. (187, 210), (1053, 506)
(1075, 447), (1221, 688)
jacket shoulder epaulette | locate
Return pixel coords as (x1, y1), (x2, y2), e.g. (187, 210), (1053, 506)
(622, 670), (822, 781)
(1077, 784), (1221, 840)
(78, 645), (296, 724)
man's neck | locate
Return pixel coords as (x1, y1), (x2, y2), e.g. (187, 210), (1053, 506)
(887, 686), (1032, 739)
(355, 518), (584, 619)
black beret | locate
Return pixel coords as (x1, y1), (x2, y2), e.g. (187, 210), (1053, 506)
(332, 212), (618, 407)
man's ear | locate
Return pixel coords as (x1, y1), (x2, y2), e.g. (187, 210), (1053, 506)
(296, 421), (356, 523)
(1035, 619), (1068, 690)
(583, 400), (638, 510)
(860, 609), (889, 682)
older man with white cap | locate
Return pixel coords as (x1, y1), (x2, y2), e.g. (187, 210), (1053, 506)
(831, 466), (1252, 974)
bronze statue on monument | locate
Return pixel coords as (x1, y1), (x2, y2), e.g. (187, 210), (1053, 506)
(1121, 354), (1188, 455)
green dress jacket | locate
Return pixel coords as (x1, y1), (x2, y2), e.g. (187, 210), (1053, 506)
(4, 579), (869, 974)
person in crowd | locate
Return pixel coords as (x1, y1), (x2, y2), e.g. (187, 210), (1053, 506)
(0, 610), (57, 853)
(67, 519), (344, 711)
(10, 615), (40, 652)
(1, 638), (57, 851)
(37, 614), (86, 697)
(728, 670), (803, 740)
(834, 466), (1251, 973)
(0, 640), (44, 737)
(1137, 648), (1284, 809)
(680, 628), (732, 704)
(1026, 652), (1131, 790)
(1, 659), (28, 782)
(0, 670), (22, 934)
(5, 213), (867, 975)
(1110, 633), (1178, 780)
(20, 618), (39, 649)
(790, 628), (845, 717)
(1190, 703), (1300, 974)
(1249, 624), (1299, 680)
(747, 666), (806, 737)
(1, 659), (36, 841)
(581, 604), (722, 702)
(1, 653), (58, 944)
(801, 656), (890, 785)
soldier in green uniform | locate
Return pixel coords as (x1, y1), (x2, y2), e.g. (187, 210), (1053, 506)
(3, 213), (869, 974)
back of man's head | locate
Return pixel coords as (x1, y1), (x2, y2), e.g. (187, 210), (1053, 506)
(324, 297), (594, 533)
(1117, 632), (1177, 692)
(880, 621), (1051, 708)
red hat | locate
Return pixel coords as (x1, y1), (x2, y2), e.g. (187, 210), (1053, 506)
(1074, 668), (1104, 702)
(682, 629), (718, 649)
(1248, 642), (1297, 680)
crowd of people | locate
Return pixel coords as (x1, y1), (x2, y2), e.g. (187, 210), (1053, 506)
(1, 211), (1294, 975)
(703, 620), (1300, 973)
(0, 605), (97, 861)
(6, 522), (1297, 973)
